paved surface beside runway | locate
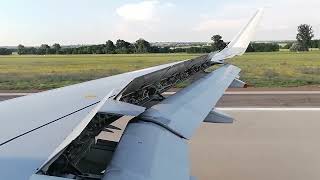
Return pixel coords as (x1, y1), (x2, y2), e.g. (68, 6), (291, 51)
(2, 91), (320, 107)
(99, 109), (320, 180)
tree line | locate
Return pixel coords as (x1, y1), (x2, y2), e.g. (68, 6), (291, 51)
(15, 39), (176, 55)
(0, 24), (317, 56)
(0, 48), (13, 55)
(246, 43), (279, 52)
(8, 37), (279, 56)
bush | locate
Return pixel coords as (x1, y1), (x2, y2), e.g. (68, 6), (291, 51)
(246, 43), (279, 52)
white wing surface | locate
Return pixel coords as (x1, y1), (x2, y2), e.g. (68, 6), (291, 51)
(210, 8), (264, 63)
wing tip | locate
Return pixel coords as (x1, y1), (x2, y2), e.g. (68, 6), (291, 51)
(210, 8), (264, 62)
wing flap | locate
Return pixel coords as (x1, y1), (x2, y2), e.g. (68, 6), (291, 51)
(203, 109), (234, 123)
(229, 78), (247, 88)
(98, 100), (146, 116)
(139, 64), (241, 139)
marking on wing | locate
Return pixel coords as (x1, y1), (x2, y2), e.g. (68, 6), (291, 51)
(0, 102), (99, 147)
(84, 94), (98, 99)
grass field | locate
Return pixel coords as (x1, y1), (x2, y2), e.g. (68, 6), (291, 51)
(230, 51), (320, 87)
(0, 52), (320, 90)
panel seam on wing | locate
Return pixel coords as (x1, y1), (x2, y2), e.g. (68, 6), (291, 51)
(0, 102), (99, 147)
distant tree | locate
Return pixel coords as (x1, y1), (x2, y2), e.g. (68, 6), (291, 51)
(72, 48), (78, 54)
(246, 43), (279, 52)
(171, 47), (186, 53)
(93, 44), (105, 54)
(296, 24), (314, 51)
(0, 48), (12, 55)
(135, 38), (151, 53)
(211, 35), (227, 51)
(186, 46), (212, 53)
(52, 43), (61, 54)
(28, 47), (37, 54)
(17, 44), (25, 55)
(105, 40), (116, 54)
(115, 39), (133, 54)
(38, 44), (51, 54)
(310, 40), (320, 48)
(150, 46), (171, 53)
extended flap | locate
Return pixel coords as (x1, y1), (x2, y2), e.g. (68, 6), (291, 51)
(99, 100), (146, 116)
(204, 109), (234, 123)
(229, 78), (247, 88)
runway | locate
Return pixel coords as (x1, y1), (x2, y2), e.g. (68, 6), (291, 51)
(1, 91), (320, 107)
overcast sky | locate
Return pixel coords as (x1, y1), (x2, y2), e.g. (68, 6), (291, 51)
(1, 0), (319, 46)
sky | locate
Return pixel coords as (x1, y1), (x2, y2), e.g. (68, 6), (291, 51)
(0, 0), (319, 46)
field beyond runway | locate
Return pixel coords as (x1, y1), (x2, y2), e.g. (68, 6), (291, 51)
(1, 51), (320, 90)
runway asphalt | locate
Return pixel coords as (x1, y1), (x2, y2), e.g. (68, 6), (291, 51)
(1, 91), (320, 107)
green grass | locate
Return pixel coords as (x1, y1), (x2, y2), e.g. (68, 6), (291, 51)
(0, 51), (320, 90)
(0, 54), (197, 90)
(230, 51), (320, 87)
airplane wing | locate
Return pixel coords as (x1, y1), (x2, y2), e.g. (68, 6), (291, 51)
(0, 9), (263, 180)
(104, 64), (240, 180)
(210, 8), (264, 63)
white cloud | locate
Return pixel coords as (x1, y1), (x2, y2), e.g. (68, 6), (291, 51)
(116, 0), (160, 21)
(112, 1), (177, 41)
